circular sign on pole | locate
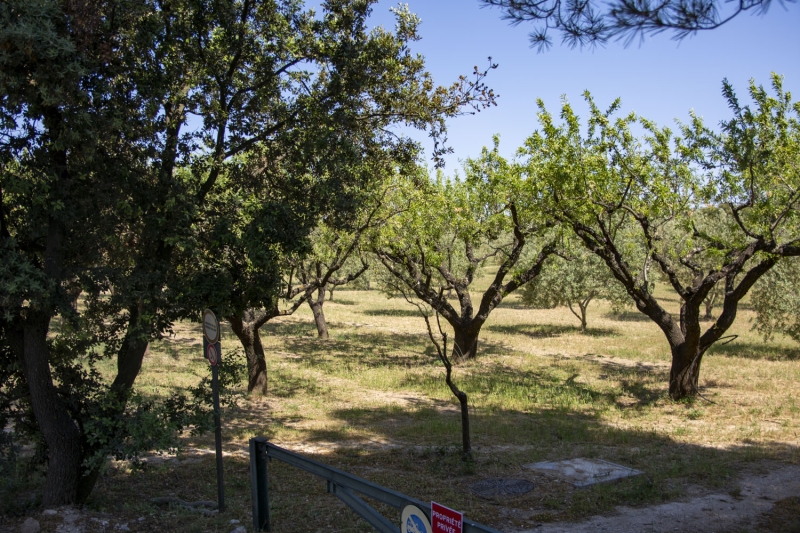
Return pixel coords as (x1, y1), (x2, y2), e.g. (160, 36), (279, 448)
(401, 505), (431, 533)
(202, 308), (220, 344)
(206, 343), (218, 366)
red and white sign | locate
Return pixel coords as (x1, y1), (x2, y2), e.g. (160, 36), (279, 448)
(431, 502), (462, 533)
(206, 343), (218, 366)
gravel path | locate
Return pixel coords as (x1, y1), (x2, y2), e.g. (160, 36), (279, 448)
(517, 463), (800, 533)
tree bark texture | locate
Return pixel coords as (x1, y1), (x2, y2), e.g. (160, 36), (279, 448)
(11, 176), (88, 505)
(110, 305), (150, 394)
(668, 344), (704, 399)
(455, 389), (471, 460)
(309, 287), (329, 339)
(579, 304), (587, 333)
(14, 313), (83, 506)
(228, 313), (269, 395)
(451, 325), (479, 361)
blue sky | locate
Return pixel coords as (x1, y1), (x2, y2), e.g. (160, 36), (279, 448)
(363, 1), (800, 172)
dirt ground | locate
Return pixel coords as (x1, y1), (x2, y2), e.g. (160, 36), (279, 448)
(3, 460), (798, 533)
(517, 462), (800, 533)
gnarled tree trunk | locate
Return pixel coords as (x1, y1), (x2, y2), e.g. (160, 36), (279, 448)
(451, 325), (479, 361)
(10, 313), (83, 506)
(668, 343), (705, 399)
(78, 304), (152, 502)
(567, 299), (591, 333)
(308, 287), (329, 339)
(228, 312), (269, 396)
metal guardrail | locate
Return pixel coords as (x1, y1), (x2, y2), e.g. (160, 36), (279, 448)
(249, 437), (503, 533)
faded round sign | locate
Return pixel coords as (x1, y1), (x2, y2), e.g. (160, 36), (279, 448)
(202, 309), (220, 343)
(401, 505), (431, 533)
(206, 343), (218, 366)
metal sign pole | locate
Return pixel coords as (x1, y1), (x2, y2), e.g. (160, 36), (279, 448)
(202, 309), (225, 513)
(212, 362), (225, 512)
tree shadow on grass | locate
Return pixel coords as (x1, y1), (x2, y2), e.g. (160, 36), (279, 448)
(362, 308), (422, 318)
(149, 336), (204, 361)
(261, 319), (317, 338)
(463, 362), (620, 404)
(243, 412), (797, 533)
(586, 359), (669, 406)
(394, 358), (666, 418)
(315, 402), (793, 499)
(67, 353), (799, 533)
(265, 323), (512, 370)
(268, 365), (330, 398)
(707, 341), (800, 361)
(267, 327), (436, 369)
(498, 360), (669, 410)
(602, 311), (651, 322)
(495, 299), (531, 310)
(325, 298), (358, 306)
(487, 323), (618, 338)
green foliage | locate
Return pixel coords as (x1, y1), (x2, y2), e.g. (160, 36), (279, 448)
(751, 257), (800, 343)
(0, 0), (499, 503)
(7, 312), (245, 476)
(520, 242), (629, 328)
(376, 141), (555, 299)
(0, 345), (21, 488)
(516, 74), (800, 397)
(373, 141), (560, 361)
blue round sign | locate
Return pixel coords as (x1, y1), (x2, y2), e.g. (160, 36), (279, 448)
(401, 505), (431, 533)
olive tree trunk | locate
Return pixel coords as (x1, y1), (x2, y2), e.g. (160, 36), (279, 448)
(668, 344), (705, 399)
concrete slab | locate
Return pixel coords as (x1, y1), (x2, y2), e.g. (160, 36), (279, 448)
(524, 458), (643, 488)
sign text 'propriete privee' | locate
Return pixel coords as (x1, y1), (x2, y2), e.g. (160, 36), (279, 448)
(431, 502), (463, 533)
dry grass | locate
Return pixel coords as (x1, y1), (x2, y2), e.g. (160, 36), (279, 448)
(2, 275), (799, 532)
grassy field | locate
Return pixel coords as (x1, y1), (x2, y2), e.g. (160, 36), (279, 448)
(3, 276), (799, 533)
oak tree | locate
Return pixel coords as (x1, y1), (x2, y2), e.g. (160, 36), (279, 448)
(0, 0), (497, 504)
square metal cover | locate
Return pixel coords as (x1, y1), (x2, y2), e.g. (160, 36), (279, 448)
(524, 458), (643, 488)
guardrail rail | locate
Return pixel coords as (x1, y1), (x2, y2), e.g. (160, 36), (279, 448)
(249, 437), (503, 533)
